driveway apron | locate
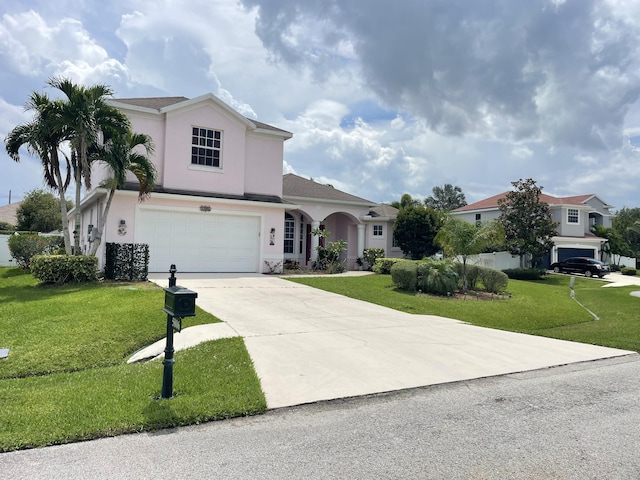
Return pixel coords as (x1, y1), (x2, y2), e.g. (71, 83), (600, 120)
(150, 273), (635, 409)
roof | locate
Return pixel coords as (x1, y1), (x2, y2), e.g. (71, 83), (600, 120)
(454, 192), (607, 213)
(0, 202), (20, 226)
(110, 95), (292, 137)
(282, 174), (374, 205)
(368, 204), (399, 218)
(121, 183), (285, 204)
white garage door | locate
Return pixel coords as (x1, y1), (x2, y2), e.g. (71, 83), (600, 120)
(136, 209), (260, 272)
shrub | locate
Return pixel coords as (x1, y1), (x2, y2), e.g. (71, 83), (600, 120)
(284, 259), (301, 271)
(502, 268), (546, 280)
(362, 248), (385, 270)
(609, 264), (621, 272)
(372, 258), (401, 274)
(452, 262), (482, 290)
(390, 261), (417, 291)
(7, 233), (62, 269)
(313, 240), (347, 271)
(621, 267), (637, 276)
(417, 260), (457, 296)
(479, 267), (509, 293)
(31, 255), (98, 284)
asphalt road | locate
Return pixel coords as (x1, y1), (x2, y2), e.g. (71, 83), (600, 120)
(2, 355), (639, 480)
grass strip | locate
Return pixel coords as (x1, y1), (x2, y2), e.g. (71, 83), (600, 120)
(0, 337), (266, 452)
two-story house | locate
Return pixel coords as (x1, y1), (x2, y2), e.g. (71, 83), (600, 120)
(73, 94), (401, 273)
(451, 192), (614, 267)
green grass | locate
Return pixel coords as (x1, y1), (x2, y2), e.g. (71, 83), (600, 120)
(0, 268), (266, 452)
(288, 274), (640, 353)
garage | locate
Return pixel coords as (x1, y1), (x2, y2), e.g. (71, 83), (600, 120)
(557, 248), (595, 262)
(136, 208), (261, 272)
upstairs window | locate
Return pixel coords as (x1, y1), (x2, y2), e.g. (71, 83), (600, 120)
(373, 225), (383, 236)
(191, 127), (222, 167)
(567, 208), (579, 224)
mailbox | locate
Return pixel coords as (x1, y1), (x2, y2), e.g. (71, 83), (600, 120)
(163, 285), (198, 317)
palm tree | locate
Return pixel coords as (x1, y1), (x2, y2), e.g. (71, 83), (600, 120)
(5, 92), (73, 253)
(88, 130), (156, 255)
(435, 216), (504, 292)
(48, 77), (130, 254)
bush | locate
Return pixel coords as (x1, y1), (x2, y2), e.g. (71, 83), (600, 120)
(621, 267), (637, 276)
(372, 258), (401, 274)
(479, 268), (509, 293)
(362, 248), (385, 270)
(7, 233), (62, 269)
(30, 255), (98, 284)
(390, 261), (417, 291)
(417, 260), (457, 296)
(452, 262), (482, 290)
(502, 268), (546, 280)
(609, 264), (621, 272)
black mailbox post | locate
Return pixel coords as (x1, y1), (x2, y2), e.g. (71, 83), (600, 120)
(161, 265), (197, 399)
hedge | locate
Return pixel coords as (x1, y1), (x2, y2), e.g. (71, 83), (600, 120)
(480, 268), (509, 293)
(30, 255), (99, 284)
(621, 267), (637, 276)
(502, 268), (546, 280)
(372, 257), (401, 274)
(390, 260), (417, 291)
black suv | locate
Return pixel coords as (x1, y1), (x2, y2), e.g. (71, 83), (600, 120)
(549, 257), (609, 278)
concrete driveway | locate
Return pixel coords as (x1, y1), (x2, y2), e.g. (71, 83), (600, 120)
(148, 272), (636, 409)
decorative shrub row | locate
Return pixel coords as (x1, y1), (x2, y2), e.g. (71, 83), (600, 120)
(389, 259), (509, 295)
(7, 233), (62, 269)
(621, 267), (637, 276)
(372, 257), (402, 274)
(502, 268), (547, 280)
(30, 255), (98, 284)
(105, 243), (149, 281)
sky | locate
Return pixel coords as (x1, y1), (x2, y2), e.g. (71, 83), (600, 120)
(2, 0), (640, 212)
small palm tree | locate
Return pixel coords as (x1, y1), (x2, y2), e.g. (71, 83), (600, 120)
(49, 77), (130, 254)
(5, 92), (73, 253)
(88, 130), (156, 255)
(435, 216), (504, 292)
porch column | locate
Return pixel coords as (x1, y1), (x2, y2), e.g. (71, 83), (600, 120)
(357, 224), (365, 258)
(310, 221), (320, 262)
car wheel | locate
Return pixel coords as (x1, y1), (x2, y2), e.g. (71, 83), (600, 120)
(553, 267), (560, 273)
(585, 270), (592, 278)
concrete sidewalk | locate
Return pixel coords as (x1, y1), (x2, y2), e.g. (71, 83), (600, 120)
(148, 273), (636, 409)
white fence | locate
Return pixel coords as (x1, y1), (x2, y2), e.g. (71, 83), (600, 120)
(0, 234), (12, 266)
(457, 252), (522, 271)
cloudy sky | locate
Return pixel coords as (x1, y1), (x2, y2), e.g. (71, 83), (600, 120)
(2, 0), (640, 211)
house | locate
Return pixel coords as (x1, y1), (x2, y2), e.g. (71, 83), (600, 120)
(0, 202), (20, 228)
(451, 192), (613, 267)
(282, 174), (401, 268)
(74, 94), (400, 273)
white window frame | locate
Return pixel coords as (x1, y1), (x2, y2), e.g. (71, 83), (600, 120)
(284, 214), (295, 254)
(191, 126), (222, 169)
(567, 208), (580, 224)
(373, 225), (384, 237)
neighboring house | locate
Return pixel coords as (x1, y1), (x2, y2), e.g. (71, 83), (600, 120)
(451, 192), (613, 267)
(282, 174), (402, 269)
(73, 94), (400, 273)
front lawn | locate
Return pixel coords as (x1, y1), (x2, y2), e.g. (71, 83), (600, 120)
(0, 268), (266, 452)
(288, 274), (640, 353)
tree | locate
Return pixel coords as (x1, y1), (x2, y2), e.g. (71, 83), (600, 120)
(498, 179), (559, 267)
(88, 130), (156, 255)
(5, 92), (73, 253)
(15, 189), (73, 232)
(435, 217), (504, 292)
(612, 207), (640, 258)
(49, 77), (130, 255)
(425, 184), (467, 211)
(390, 193), (422, 210)
(393, 205), (443, 259)
(591, 225), (628, 264)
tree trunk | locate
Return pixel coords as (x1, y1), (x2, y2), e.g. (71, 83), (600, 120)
(53, 166), (72, 255)
(89, 188), (115, 256)
(73, 158), (82, 255)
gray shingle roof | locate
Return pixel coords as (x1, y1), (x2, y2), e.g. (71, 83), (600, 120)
(0, 202), (20, 226)
(283, 174), (373, 204)
(368, 204), (398, 218)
